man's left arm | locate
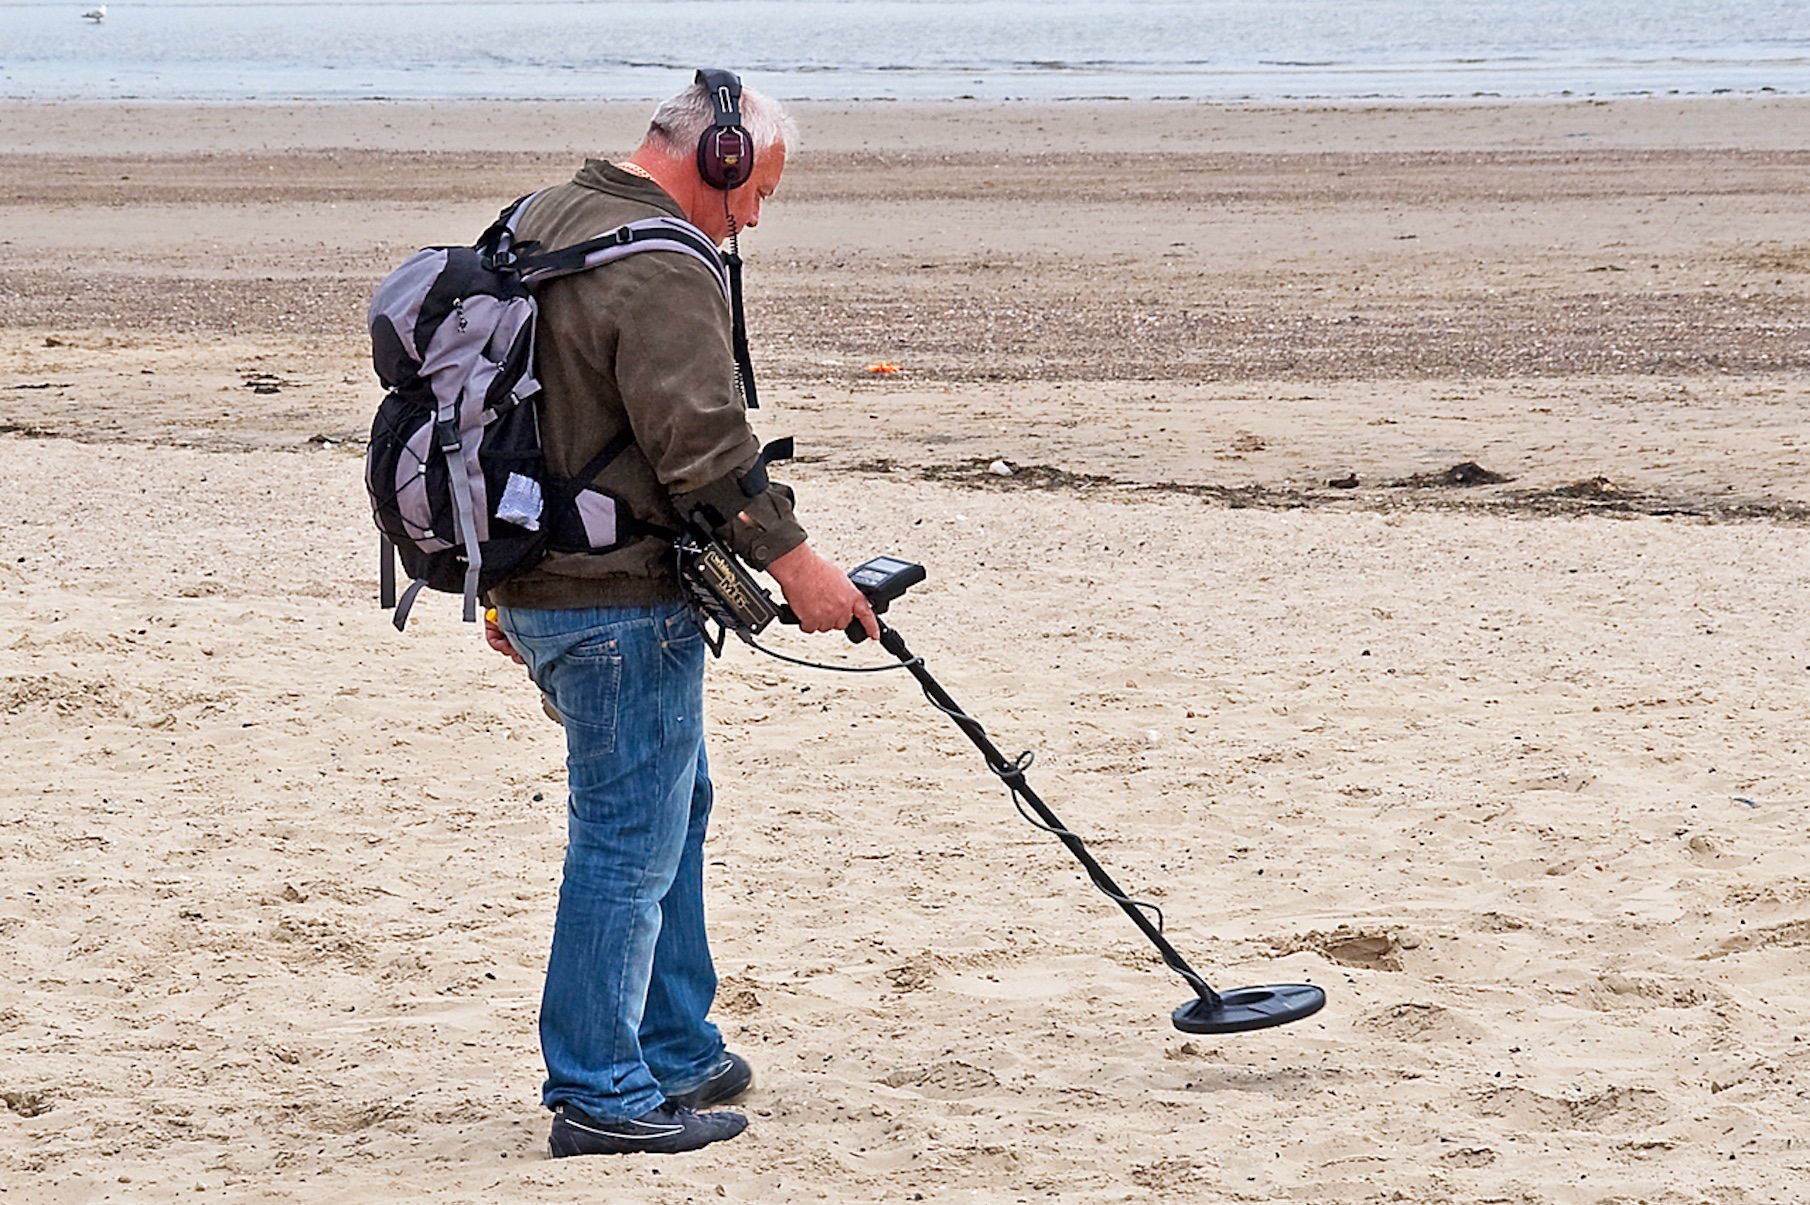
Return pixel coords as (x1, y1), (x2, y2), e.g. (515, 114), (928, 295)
(613, 260), (875, 637)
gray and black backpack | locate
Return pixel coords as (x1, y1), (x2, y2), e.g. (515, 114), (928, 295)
(364, 194), (728, 628)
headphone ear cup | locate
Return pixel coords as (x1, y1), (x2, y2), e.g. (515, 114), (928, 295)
(697, 126), (754, 190)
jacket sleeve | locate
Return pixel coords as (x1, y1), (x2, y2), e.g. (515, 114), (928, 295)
(607, 254), (808, 569)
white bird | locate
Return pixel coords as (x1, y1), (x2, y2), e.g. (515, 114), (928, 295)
(83, 5), (106, 22)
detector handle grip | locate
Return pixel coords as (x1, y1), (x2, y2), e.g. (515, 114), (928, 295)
(774, 606), (874, 644)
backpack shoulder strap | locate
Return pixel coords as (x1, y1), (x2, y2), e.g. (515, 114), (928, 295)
(475, 192), (540, 267)
(514, 217), (729, 298)
(517, 215), (751, 405)
(552, 426), (675, 535)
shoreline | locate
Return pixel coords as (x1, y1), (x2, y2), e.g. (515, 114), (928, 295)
(4, 94), (1810, 156)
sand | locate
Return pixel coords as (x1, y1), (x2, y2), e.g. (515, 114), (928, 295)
(2, 97), (1808, 1204)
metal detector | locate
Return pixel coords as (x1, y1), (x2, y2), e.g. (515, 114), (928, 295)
(779, 556), (1327, 1035)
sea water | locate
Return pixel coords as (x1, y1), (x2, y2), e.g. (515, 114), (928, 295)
(2, 0), (1807, 102)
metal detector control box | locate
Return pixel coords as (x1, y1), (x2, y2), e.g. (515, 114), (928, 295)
(848, 556), (925, 612)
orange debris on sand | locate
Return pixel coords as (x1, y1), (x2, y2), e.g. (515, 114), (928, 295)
(865, 361), (902, 374)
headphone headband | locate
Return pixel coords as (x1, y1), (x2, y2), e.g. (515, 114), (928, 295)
(697, 68), (743, 127)
(694, 68), (754, 191)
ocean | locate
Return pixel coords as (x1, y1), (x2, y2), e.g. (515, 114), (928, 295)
(2, 0), (1807, 103)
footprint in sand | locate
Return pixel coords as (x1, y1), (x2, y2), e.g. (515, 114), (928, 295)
(879, 1061), (1000, 1100)
(1357, 1001), (1485, 1042)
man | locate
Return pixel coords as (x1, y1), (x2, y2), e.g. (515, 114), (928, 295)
(483, 74), (877, 1157)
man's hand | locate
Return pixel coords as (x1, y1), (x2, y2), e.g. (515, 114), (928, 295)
(765, 542), (880, 640)
(484, 608), (525, 665)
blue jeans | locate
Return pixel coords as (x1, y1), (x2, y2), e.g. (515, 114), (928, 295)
(495, 601), (727, 1121)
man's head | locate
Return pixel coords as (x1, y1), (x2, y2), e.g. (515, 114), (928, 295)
(632, 73), (795, 245)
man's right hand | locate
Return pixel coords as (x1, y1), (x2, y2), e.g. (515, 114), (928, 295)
(765, 541), (880, 640)
(484, 608), (526, 665)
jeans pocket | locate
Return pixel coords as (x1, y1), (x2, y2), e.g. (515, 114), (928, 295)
(663, 607), (704, 649)
(557, 637), (623, 754)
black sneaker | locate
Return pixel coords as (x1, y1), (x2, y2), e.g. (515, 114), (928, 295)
(548, 1101), (747, 1157)
(664, 1052), (754, 1110)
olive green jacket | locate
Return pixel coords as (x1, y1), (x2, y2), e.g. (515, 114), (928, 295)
(487, 160), (806, 610)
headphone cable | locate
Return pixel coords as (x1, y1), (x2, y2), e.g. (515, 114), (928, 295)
(722, 211), (761, 409)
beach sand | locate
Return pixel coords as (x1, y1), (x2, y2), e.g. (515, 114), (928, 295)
(2, 97), (1808, 1203)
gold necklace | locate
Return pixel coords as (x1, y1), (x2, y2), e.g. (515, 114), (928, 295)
(617, 162), (655, 181)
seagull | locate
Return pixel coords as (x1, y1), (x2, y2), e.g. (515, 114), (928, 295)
(82, 5), (106, 21)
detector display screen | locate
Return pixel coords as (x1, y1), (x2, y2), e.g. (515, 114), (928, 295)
(848, 556), (926, 604)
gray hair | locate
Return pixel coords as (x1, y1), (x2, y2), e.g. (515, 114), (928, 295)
(646, 78), (797, 158)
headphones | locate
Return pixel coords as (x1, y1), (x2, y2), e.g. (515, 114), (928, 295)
(695, 68), (754, 191)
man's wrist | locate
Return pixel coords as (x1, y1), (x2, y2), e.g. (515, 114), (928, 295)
(755, 530), (810, 574)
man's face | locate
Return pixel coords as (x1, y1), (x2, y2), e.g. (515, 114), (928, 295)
(699, 142), (785, 244)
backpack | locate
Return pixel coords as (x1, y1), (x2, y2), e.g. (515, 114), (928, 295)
(364, 193), (728, 629)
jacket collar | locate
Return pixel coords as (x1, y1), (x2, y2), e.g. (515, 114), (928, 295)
(573, 159), (687, 220)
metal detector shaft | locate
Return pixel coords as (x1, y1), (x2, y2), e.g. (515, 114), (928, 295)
(875, 622), (1222, 1009)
